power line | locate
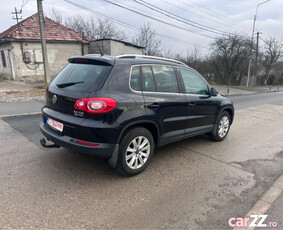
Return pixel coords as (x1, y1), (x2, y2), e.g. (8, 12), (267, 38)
(133, 0), (229, 36)
(120, 0), (213, 38)
(178, 0), (250, 32)
(63, 0), (210, 49)
(162, 0), (236, 32)
(97, 0), (217, 39)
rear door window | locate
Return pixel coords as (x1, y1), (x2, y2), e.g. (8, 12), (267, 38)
(142, 66), (156, 92)
(50, 62), (112, 92)
(151, 66), (179, 93)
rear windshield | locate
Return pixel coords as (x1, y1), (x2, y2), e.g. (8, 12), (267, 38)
(50, 63), (112, 92)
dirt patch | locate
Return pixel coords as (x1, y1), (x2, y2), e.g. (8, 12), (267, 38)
(0, 89), (45, 102)
(0, 80), (46, 102)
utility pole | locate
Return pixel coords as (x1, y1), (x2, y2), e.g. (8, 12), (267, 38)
(12, 7), (22, 24)
(255, 32), (260, 63)
(37, 0), (49, 83)
(12, 7), (22, 34)
(246, 0), (271, 87)
(254, 32), (262, 85)
(12, 7), (26, 65)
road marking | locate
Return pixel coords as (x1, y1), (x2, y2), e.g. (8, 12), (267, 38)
(0, 112), (41, 118)
(234, 173), (283, 230)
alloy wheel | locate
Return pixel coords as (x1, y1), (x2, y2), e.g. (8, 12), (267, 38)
(218, 116), (229, 138)
(125, 136), (150, 169)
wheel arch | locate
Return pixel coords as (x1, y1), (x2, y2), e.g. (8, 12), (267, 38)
(219, 106), (234, 124)
(117, 121), (160, 146)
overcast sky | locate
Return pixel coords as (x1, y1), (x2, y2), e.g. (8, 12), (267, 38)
(0, 0), (282, 57)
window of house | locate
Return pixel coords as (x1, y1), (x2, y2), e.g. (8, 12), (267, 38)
(1, 50), (7, 68)
(151, 65), (179, 93)
(179, 68), (209, 95)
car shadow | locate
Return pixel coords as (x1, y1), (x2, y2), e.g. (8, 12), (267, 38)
(38, 134), (210, 182)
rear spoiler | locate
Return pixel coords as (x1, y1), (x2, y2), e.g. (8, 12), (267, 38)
(68, 56), (115, 66)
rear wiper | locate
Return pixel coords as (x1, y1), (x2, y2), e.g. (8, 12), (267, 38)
(56, 81), (84, 88)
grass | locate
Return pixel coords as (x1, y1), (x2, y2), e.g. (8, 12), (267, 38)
(34, 83), (49, 89)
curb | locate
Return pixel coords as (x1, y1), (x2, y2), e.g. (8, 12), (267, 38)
(234, 174), (283, 230)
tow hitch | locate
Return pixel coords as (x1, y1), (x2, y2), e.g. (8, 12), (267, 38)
(40, 138), (60, 148)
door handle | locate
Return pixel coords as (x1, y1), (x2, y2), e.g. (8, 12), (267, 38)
(149, 103), (160, 109)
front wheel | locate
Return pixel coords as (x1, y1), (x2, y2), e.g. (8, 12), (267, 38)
(210, 111), (231, 141)
(116, 127), (154, 176)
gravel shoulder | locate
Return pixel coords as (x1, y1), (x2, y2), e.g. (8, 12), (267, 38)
(0, 80), (45, 102)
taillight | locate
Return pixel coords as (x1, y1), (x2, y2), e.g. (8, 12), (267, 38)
(74, 98), (88, 110)
(74, 98), (116, 114)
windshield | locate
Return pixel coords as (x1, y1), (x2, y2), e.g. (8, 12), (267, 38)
(50, 63), (112, 92)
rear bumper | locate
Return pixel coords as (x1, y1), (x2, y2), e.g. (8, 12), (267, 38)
(40, 122), (115, 159)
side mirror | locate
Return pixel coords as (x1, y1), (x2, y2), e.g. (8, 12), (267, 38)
(210, 88), (218, 96)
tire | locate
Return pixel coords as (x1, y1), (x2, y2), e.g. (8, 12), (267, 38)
(210, 111), (231, 142)
(116, 127), (154, 176)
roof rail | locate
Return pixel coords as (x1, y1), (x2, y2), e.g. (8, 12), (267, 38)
(84, 54), (101, 57)
(117, 54), (187, 66)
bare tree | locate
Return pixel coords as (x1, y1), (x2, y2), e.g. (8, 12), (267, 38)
(92, 18), (127, 40)
(186, 45), (201, 70)
(262, 37), (283, 84)
(210, 34), (251, 86)
(47, 8), (127, 41)
(133, 23), (162, 56)
(65, 15), (91, 36)
(48, 8), (63, 24)
(272, 61), (283, 85)
(161, 49), (174, 59)
(62, 15), (127, 40)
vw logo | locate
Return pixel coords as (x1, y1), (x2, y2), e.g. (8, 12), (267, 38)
(52, 95), (58, 104)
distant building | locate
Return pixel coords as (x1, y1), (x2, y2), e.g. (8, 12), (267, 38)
(0, 13), (92, 81)
(0, 13), (144, 82)
(89, 39), (144, 56)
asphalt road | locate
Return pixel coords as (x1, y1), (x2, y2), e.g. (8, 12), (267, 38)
(0, 92), (283, 229)
(228, 91), (283, 109)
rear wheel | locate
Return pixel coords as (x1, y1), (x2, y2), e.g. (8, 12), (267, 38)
(211, 111), (231, 141)
(117, 127), (154, 176)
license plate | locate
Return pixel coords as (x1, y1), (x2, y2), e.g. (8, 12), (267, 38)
(47, 118), (64, 132)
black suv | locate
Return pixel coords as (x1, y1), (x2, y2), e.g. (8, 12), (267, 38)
(40, 55), (234, 175)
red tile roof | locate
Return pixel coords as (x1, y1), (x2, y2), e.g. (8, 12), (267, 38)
(0, 13), (93, 42)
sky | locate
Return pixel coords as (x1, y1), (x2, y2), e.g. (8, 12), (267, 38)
(0, 0), (282, 57)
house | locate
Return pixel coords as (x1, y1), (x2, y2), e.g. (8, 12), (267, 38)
(0, 13), (144, 82)
(0, 13), (92, 82)
(89, 39), (144, 56)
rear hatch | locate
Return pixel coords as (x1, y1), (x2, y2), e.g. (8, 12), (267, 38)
(46, 57), (113, 117)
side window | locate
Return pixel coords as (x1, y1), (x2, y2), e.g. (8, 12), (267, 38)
(130, 66), (141, 91)
(142, 66), (156, 92)
(179, 69), (209, 95)
(151, 66), (179, 93)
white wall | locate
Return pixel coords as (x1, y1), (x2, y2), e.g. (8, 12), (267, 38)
(89, 40), (143, 56)
(89, 40), (111, 55)
(110, 40), (142, 56)
(11, 41), (89, 82)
